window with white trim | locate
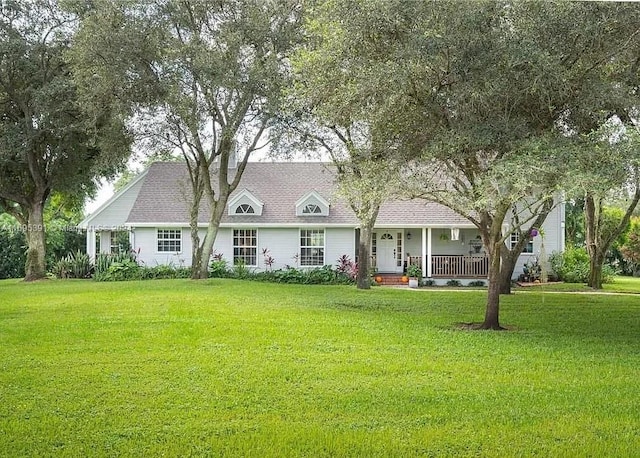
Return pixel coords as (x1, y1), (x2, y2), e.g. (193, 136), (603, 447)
(509, 232), (533, 253)
(157, 229), (181, 252)
(233, 229), (257, 266)
(235, 203), (255, 214)
(110, 230), (129, 254)
(302, 204), (322, 214)
(300, 229), (325, 266)
(295, 192), (329, 217)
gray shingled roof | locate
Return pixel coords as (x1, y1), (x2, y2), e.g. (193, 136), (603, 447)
(126, 162), (471, 227)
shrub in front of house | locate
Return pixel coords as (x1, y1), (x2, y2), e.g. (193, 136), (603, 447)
(209, 260), (354, 285)
(52, 250), (92, 279)
(549, 247), (615, 284)
(252, 265), (354, 285)
(93, 252), (191, 281)
(209, 253), (356, 285)
(209, 259), (231, 278)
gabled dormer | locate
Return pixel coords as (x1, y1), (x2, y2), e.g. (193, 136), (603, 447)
(228, 189), (264, 216)
(295, 191), (330, 217)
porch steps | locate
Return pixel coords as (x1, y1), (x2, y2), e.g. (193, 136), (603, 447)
(375, 274), (408, 286)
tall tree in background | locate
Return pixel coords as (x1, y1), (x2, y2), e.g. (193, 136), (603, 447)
(0, 0), (131, 280)
(72, 0), (303, 279)
(570, 129), (640, 288)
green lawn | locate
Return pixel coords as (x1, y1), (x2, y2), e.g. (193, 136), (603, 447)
(515, 275), (640, 294)
(1, 279), (639, 457)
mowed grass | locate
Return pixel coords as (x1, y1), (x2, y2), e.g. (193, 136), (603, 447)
(518, 275), (640, 294)
(1, 279), (639, 457)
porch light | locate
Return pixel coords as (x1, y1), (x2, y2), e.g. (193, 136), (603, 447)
(450, 227), (460, 241)
(407, 232), (412, 240)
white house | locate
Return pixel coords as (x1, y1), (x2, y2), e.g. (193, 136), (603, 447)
(79, 162), (565, 283)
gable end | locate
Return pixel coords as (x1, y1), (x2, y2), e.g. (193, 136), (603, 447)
(295, 191), (330, 217)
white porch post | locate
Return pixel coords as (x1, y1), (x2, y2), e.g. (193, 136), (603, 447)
(421, 227), (427, 278)
(128, 228), (135, 253)
(87, 229), (96, 261)
(426, 228), (432, 278)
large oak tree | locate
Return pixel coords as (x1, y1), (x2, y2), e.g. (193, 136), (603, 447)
(299, 1), (640, 328)
(72, 0), (303, 279)
(0, 0), (131, 280)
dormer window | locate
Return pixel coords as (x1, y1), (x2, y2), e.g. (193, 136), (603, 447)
(235, 204), (255, 214)
(302, 204), (322, 214)
(296, 191), (330, 217)
(228, 189), (264, 216)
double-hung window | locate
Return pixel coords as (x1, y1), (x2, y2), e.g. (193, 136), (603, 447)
(509, 232), (533, 253)
(233, 229), (257, 266)
(300, 229), (325, 266)
(157, 229), (181, 252)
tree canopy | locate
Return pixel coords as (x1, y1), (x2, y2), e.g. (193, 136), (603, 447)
(0, 0), (131, 280)
(72, 0), (303, 278)
(294, 0), (640, 328)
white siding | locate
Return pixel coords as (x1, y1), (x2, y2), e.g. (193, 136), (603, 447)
(254, 228), (299, 269)
(325, 228), (356, 267)
(131, 226), (356, 271)
(132, 227), (188, 267)
(514, 201), (565, 279)
(84, 175), (145, 229)
(129, 203), (564, 281)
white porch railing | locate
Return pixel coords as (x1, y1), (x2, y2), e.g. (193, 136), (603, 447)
(407, 255), (488, 278)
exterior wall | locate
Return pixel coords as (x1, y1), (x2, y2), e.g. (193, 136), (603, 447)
(133, 227), (191, 267)
(129, 202), (564, 280)
(430, 228), (480, 256)
(131, 226), (356, 271)
(324, 228), (356, 267)
(513, 201), (565, 279)
(85, 176), (145, 229)
(83, 175), (146, 259)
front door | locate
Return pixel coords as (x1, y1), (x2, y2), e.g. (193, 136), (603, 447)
(377, 232), (397, 272)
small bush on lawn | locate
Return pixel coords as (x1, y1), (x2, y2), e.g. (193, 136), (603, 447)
(468, 280), (485, 287)
(52, 250), (92, 279)
(421, 279), (436, 287)
(549, 247), (615, 284)
(446, 279), (462, 287)
(94, 252), (191, 281)
(232, 261), (252, 279)
(209, 259), (230, 278)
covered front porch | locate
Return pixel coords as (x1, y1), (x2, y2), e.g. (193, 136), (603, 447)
(370, 227), (488, 279)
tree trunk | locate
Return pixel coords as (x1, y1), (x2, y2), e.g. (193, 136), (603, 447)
(24, 201), (46, 281)
(584, 189), (640, 289)
(584, 194), (603, 289)
(356, 224), (374, 289)
(498, 248), (518, 294)
(189, 190), (204, 280)
(587, 251), (605, 289)
(189, 223), (203, 280)
(196, 204), (226, 279)
(481, 241), (503, 329)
